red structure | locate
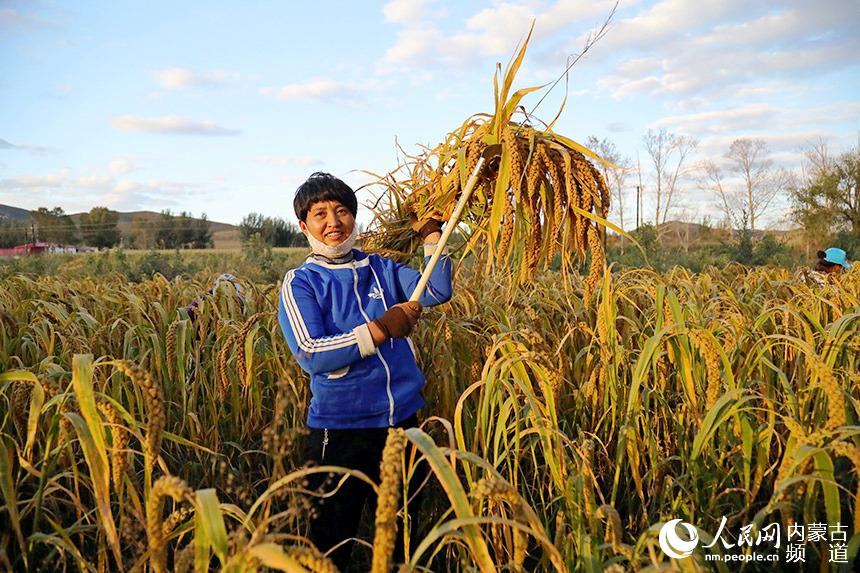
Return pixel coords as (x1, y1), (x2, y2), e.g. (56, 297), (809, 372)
(0, 242), (78, 257)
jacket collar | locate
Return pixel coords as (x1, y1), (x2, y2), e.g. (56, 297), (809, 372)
(309, 250), (355, 265)
(306, 249), (370, 269)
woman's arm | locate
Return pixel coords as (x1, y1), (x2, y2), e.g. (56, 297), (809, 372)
(278, 270), (374, 375)
(392, 234), (453, 306)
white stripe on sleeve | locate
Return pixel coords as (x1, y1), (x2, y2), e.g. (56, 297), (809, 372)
(281, 270), (357, 353)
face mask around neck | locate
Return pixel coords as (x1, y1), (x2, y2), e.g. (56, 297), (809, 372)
(304, 225), (358, 259)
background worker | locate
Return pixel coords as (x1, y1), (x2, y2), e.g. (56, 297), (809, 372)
(277, 172), (450, 570)
(815, 247), (852, 274)
(799, 247), (852, 286)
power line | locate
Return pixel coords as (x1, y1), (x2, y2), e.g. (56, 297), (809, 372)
(0, 221), (220, 232)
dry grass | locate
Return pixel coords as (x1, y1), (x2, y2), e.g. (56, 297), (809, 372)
(0, 264), (858, 571)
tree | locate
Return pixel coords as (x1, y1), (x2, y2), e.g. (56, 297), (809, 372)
(0, 219), (30, 247)
(192, 213), (213, 248)
(155, 210), (179, 249)
(642, 128), (698, 227)
(701, 138), (791, 232)
(151, 210), (213, 249)
(587, 136), (632, 251)
(131, 214), (157, 248)
(240, 213), (303, 247)
(31, 207), (78, 244)
(79, 207), (121, 249)
(792, 145), (860, 243)
(728, 211), (754, 265)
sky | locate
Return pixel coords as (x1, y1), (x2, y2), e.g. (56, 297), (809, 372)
(1, 0), (858, 230)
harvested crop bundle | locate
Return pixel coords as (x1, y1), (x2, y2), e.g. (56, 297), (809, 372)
(363, 27), (614, 293)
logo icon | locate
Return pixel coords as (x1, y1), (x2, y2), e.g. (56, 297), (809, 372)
(659, 519), (699, 559)
(368, 286), (384, 300)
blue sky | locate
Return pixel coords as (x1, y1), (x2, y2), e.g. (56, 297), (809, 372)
(1, 0), (858, 229)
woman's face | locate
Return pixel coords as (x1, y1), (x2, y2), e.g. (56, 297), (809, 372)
(300, 200), (356, 246)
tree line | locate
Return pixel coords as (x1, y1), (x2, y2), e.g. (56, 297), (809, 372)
(0, 207), (214, 249)
(131, 210), (213, 249)
(0, 207), (306, 251)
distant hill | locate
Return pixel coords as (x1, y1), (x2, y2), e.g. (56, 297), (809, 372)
(0, 204), (33, 222)
(0, 204), (239, 248)
(66, 210), (236, 234)
(607, 220), (804, 247)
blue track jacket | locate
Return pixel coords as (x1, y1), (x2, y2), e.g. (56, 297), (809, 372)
(278, 249), (452, 429)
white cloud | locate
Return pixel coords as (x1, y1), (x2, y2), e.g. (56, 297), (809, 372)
(259, 79), (365, 105)
(155, 68), (238, 90)
(647, 101), (860, 172)
(0, 137), (57, 155)
(591, 0), (859, 101)
(76, 175), (113, 190)
(653, 101), (860, 139)
(108, 157), (135, 176)
(652, 104), (780, 135)
(383, 28), (441, 66)
(0, 164), (209, 212)
(379, 0), (618, 72)
(114, 180), (140, 194)
(111, 116), (241, 136)
(588, 0), (750, 54)
(383, 0), (435, 24)
(0, 171), (68, 189)
(696, 130), (843, 162)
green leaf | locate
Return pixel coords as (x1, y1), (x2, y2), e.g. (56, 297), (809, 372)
(691, 390), (755, 460)
(25, 380), (45, 458)
(64, 411), (123, 569)
(405, 428), (496, 573)
(488, 145), (512, 247)
(194, 488), (229, 563)
(502, 85), (545, 123)
(243, 325), (258, 387)
(813, 450), (840, 527)
(0, 370), (39, 384)
(247, 544), (308, 572)
(0, 436), (26, 565)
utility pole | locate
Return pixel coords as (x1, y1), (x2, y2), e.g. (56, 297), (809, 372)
(31, 222), (36, 244)
(635, 186), (640, 230)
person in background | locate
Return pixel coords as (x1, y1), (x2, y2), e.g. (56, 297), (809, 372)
(799, 247), (852, 286)
(277, 172), (451, 571)
(184, 273), (244, 322)
(815, 247), (852, 274)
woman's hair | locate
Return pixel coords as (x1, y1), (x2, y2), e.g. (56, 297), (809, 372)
(293, 172), (357, 222)
(815, 260), (836, 273)
(815, 251), (838, 273)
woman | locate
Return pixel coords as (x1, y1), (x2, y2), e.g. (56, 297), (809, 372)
(277, 172), (450, 569)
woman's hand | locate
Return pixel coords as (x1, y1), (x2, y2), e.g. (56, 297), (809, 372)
(370, 301), (423, 343)
(411, 217), (443, 242)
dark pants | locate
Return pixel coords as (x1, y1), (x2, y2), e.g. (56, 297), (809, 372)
(304, 414), (420, 572)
